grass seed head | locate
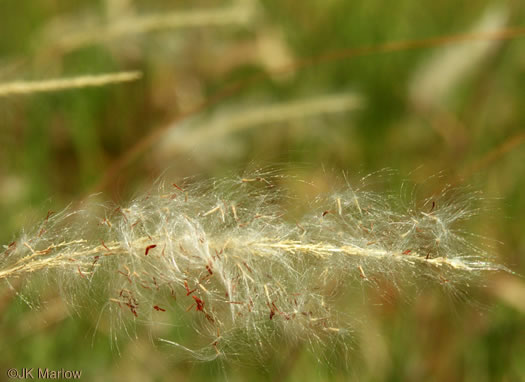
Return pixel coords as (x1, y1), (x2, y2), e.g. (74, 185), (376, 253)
(0, 172), (507, 360)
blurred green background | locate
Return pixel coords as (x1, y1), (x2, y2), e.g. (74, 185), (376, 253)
(1, 0), (524, 380)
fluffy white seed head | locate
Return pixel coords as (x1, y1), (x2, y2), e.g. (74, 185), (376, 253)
(0, 172), (507, 361)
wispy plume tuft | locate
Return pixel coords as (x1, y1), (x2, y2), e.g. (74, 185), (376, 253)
(0, 172), (507, 360)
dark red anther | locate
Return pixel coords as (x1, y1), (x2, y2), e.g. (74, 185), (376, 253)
(145, 244), (157, 256)
(45, 210), (55, 222)
(192, 295), (205, 311)
(125, 303), (138, 317)
(184, 280), (197, 296)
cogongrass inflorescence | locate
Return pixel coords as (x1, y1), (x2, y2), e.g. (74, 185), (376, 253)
(0, 172), (507, 360)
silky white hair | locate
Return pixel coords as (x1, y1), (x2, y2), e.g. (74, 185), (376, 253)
(0, 171), (507, 361)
